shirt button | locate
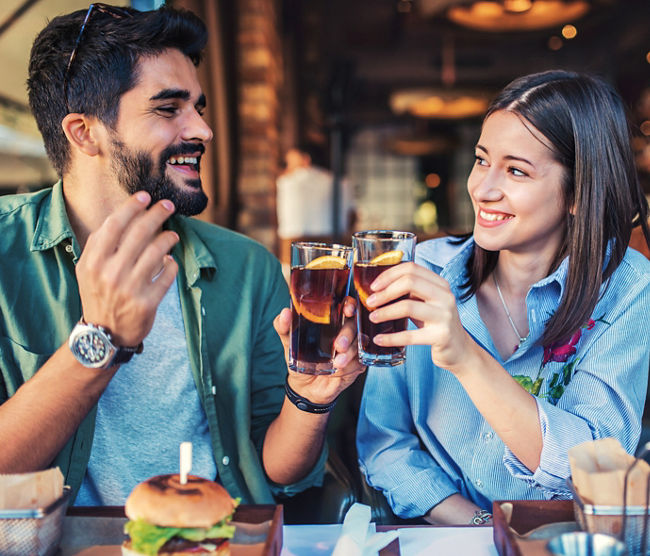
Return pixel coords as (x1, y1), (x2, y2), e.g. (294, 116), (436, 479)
(65, 244), (73, 253)
(476, 479), (484, 488)
(484, 431), (494, 441)
(222, 456), (230, 466)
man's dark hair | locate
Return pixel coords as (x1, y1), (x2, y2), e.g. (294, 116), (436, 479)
(27, 5), (208, 177)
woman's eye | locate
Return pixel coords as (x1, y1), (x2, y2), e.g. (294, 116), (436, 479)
(509, 167), (527, 177)
(474, 155), (487, 166)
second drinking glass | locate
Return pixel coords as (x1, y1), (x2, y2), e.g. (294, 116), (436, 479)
(352, 230), (416, 367)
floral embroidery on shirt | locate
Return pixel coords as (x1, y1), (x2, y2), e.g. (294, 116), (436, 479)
(513, 314), (610, 405)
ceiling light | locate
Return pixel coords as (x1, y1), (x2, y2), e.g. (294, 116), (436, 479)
(503, 0), (533, 13)
(561, 24), (578, 39)
(445, 1), (590, 32)
(390, 88), (491, 119)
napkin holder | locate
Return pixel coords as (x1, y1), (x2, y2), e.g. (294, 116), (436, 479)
(0, 485), (71, 556)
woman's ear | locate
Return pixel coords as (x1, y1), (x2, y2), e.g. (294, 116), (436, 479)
(61, 113), (102, 157)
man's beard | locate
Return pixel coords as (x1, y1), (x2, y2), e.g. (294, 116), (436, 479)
(110, 138), (208, 216)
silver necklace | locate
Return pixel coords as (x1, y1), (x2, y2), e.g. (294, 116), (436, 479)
(493, 273), (527, 346)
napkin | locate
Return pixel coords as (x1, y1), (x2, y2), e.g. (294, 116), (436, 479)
(0, 467), (64, 509)
(331, 503), (399, 556)
(569, 437), (650, 506)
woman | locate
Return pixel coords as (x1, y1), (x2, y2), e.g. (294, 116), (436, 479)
(356, 70), (650, 525)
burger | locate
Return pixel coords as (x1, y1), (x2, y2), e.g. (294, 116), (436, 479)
(122, 474), (239, 556)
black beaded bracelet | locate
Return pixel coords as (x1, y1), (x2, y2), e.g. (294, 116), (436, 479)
(284, 377), (338, 414)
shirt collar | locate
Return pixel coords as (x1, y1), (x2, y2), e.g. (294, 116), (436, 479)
(166, 216), (217, 286)
(532, 255), (568, 303)
(431, 237), (474, 294)
(30, 181), (77, 253)
(431, 236), (569, 303)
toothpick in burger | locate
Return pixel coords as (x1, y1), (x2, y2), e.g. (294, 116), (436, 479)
(122, 474), (239, 556)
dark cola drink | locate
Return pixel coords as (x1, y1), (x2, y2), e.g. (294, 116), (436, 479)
(289, 266), (350, 374)
(353, 262), (408, 366)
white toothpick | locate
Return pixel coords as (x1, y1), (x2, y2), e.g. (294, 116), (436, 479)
(180, 442), (192, 485)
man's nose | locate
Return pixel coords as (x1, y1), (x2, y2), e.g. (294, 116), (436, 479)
(182, 110), (213, 143)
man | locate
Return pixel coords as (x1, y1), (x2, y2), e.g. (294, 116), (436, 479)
(276, 145), (356, 268)
(0, 4), (364, 505)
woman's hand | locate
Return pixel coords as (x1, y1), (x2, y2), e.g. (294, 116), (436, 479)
(365, 262), (474, 373)
(273, 297), (366, 404)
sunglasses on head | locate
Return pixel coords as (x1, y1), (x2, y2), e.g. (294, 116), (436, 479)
(63, 3), (132, 114)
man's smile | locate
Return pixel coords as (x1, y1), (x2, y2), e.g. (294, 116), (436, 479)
(165, 150), (202, 179)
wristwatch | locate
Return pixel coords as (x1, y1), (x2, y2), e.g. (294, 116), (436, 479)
(68, 319), (142, 369)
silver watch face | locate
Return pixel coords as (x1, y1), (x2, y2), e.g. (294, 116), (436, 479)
(69, 324), (115, 368)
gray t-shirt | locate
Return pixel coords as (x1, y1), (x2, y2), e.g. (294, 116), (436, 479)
(75, 279), (217, 505)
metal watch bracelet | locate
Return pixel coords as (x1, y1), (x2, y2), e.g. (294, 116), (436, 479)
(284, 377), (338, 414)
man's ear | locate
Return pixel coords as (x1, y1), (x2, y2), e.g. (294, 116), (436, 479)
(61, 113), (102, 157)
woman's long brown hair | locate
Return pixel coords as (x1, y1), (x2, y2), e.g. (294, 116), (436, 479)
(460, 70), (650, 347)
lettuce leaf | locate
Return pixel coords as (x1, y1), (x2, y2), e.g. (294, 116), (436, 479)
(124, 515), (236, 555)
(176, 521), (236, 541)
(124, 519), (180, 555)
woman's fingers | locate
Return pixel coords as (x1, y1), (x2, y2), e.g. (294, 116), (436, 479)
(367, 270), (452, 313)
(369, 261), (442, 292)
(374, 325), (444, 347)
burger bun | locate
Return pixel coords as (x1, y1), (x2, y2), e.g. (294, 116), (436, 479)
(125, 474), (237, 528)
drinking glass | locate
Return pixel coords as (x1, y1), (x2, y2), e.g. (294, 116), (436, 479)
(289, 242), (353, 374)
(352, 230), (416, 366)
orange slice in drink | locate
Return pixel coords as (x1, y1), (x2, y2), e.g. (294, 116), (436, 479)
(300, 300), (331, 324)
(291, 255), (347, 323)
(370, 250), (404, 266)
(356, 285), (373, 311)
(304, 255), (348, 270)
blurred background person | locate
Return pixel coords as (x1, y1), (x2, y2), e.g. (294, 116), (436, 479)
(276, 144), (356, 273)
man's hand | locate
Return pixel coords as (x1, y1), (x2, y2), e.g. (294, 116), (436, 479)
(264, 297), (365, 484)
(273, 297), (367, 404)
(75, 191), (179, 346)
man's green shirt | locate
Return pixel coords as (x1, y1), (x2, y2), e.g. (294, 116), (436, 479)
(0, 182), (325, 502)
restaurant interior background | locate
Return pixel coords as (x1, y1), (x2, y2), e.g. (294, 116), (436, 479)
(1, 0), (649, 250)
(0, 0), (649, 523)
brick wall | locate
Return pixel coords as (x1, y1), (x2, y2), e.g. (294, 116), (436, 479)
(236, 0), (283, 252)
